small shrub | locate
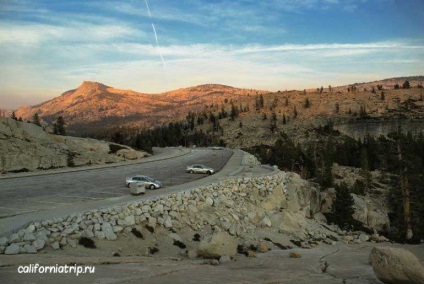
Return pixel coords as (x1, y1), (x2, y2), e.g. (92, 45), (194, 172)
(131, 228), (144, 239)
(192, 233), (201, 242)
(109, 144), (127, 154)
(79, 237), (96, 249)
(145, 224), (155, 233)
(173, 240), (186, 249)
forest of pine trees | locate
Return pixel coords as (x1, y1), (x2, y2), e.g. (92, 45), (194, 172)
(246, 130), (424, 241)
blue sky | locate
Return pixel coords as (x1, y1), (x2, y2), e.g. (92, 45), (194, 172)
(1, 0), (423, 109)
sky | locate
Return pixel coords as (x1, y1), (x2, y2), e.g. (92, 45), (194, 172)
(0, 0), (423, 109)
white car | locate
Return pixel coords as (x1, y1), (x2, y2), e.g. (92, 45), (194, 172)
(186, 164), (214, 175)
(125, 175), (162, 189)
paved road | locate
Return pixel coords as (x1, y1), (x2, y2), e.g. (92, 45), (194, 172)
(0, 148), (232, 219)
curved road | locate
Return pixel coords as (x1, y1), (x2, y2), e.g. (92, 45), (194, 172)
(0, 148), (232, 219)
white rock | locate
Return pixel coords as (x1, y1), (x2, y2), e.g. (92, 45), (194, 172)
(5, 244), (20, 255)
(67, 238), (78, 248)
(32, 239), (45, 250)
(24, 244), (37, 254)
(23, 232), (36, 242)
(8, 233), (20, 243)
(0, 237), (8, 246)
(26, 224), (36, 232)
(164, 218), (173, 228)
(205, 197), (214, 206)
(102, 222), (117, 240)
(219, 255), (231, 264)
(94, 231), (105, 240)
(83, 229), (94, 238)
(51, 242), (60, 250)
(35, 231), (49, 242)
(262, 217), (272, 227)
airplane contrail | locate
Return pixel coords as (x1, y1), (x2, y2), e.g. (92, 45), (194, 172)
(144, 0), (165, 66)
(151, 23), (159, 45)
(145, 0), (152, 18)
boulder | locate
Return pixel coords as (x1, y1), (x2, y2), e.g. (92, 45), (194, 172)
(261, 184), (287, 210)
(352, 194), (390, 233)
(0, 237), (8, 246)
(102, 222), (117, 240)
(284, 173), (321, 217)
(369, 246), (424, 284)
(219, 255), (231, 264)
(257, 241), (269, 253)
(23, 244), (37, 254)
(5, 244), (20, 255)
(51, 242), (60, 250)
(32, 239), (45, 250)
(274, 210), (303, 235)
(198, 232), (238, 259)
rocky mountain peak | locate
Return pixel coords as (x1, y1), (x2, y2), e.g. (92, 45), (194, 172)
(76, 81), (109, 95)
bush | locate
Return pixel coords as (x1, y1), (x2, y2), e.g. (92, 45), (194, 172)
(109, 144), (127, 154)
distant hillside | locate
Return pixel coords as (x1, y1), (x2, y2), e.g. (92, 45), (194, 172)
(15, 82), (265, 134)
(12, 76), (423, 138)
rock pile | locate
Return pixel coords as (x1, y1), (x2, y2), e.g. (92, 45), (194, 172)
(0, 172), (389, 257)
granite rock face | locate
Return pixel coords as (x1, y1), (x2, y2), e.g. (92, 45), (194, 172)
(0, 117), (148, 172)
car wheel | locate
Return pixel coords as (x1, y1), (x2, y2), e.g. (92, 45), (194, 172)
(189, 170), (194, 174)
(207, 171), (212, 175)
(150, 184), (155, 190)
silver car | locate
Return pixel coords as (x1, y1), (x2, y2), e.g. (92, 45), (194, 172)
(125, 175), (162, 189)
(186, 164), (214, 175)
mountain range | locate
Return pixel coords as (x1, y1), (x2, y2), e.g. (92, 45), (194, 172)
(12, 76), (424, 135)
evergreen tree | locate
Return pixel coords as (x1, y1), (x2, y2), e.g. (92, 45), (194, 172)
(33, 113), (41, 126)
(328, 183), (356, 229)
(11, 111), (17, 120)
(304, 98), (310, 108)
(402, 80), (410, 89)
(54, 116), (66, 135)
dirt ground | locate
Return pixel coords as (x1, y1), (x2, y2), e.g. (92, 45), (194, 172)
(1, 240), (423, 284)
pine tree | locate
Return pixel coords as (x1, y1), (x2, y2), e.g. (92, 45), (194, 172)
(33, 113), (41, 126)
(304, 98), (310, 108)
(11, 111), (17, 120)
(328, 183), (356, 229)
(55, 116), (66, 135)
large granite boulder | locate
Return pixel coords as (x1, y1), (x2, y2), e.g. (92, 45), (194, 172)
(198, 232), (238, 259)
(369, 246), (424, 284)
(283, 173), (321, 217)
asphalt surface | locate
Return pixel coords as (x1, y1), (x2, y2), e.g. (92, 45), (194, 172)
(0, 148), (232, 219)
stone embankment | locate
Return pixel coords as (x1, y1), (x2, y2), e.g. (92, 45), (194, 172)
(0, 171), (389, 257)
(0, 117), (148, 173)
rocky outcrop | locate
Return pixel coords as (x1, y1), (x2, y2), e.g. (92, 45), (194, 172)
(320, 187), (390, 233)
(352, 194), (390, 233)
(370, 246), (424, 284)
(198, 232), (238, 259)
(0, 117), (148, 172)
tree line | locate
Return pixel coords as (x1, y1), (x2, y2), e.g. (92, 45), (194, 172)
(246, 129), (424, 241)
